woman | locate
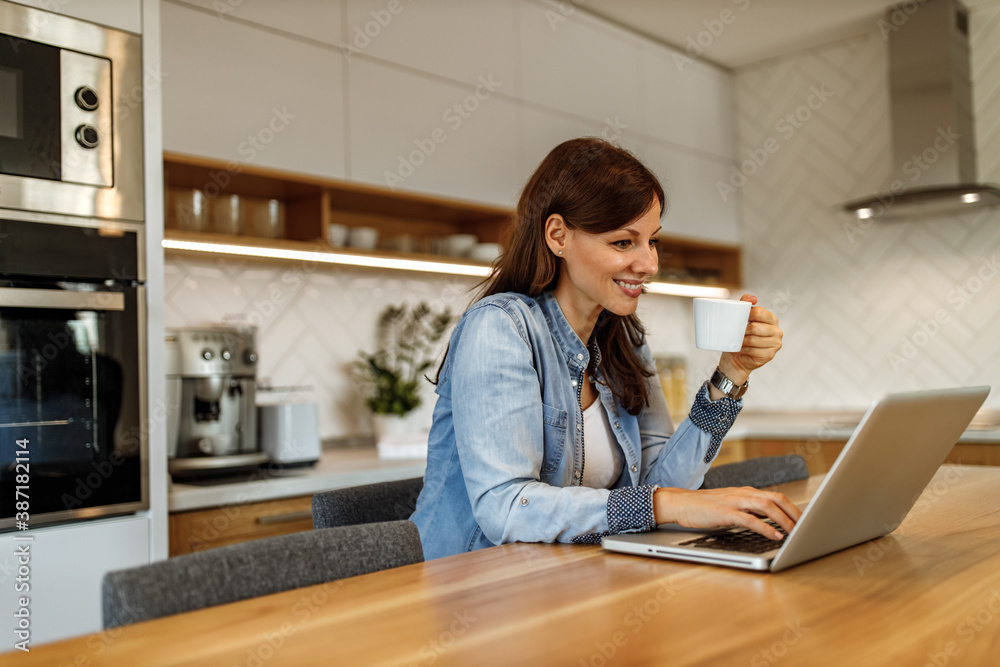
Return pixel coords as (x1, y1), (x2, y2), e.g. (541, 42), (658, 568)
(410, 137), (798, 560)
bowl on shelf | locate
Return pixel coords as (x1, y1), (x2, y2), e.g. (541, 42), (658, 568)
(348, 226), (379, 250)
(327, 223), (349, 247)
(445, 233), (478, 257)
(469, 242), (502, 262)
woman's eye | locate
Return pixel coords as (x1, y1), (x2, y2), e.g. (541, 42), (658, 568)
(650, 238), (660, 247)
(613, 240), (632, 249)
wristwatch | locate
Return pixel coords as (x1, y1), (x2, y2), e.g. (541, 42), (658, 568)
(710, 367), (749, 399)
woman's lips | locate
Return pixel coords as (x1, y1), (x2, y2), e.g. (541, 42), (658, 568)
(614, 279), (644, 297)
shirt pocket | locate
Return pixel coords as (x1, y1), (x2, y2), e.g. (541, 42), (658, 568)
(540, 403), (568, 475)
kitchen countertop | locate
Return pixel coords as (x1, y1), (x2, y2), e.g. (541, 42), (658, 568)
(169, 410), (1000, 513)
(726, 409), (1000, 443)
(168, 443), (426, 513)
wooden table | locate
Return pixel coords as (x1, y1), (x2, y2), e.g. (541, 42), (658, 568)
(9, 466), (1000, 666)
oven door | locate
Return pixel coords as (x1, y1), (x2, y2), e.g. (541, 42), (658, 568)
(0, 283), (147, 530)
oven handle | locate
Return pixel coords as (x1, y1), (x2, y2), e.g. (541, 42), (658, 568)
(0, 287), (125, 311)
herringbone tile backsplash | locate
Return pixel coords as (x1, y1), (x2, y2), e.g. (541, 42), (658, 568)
(730, 3), (1000, 411)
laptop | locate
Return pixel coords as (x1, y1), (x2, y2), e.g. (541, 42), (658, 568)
(602, 386), (990, 572)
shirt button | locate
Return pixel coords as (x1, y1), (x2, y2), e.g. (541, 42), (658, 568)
(613, 421), (620, 429)
(630, 464), (638, 473)
(574, 470), (581, 479)
(520, 497), (529, 506)
(576, 353), (584, 360)
(576, 423), (582, 431)
(571, 380), (578, 387)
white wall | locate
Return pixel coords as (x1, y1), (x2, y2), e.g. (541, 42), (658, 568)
(159, 0), (740, 439)
(730, 3), (1000, 411)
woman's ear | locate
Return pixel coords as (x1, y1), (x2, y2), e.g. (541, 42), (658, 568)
(544, 214), (567, 257)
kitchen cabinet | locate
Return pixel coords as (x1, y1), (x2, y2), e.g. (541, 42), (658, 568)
(163, 152), (742, 290)
(0, 516), (149, 644)
(160, 1), (346, 181)
(518, 2), (642, 131)
(169, 495), (313, 557)
(346, 58), (522, 208)
(640, 42), (736, 161)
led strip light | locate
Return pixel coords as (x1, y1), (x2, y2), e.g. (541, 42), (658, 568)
(162, 238), (731, 298)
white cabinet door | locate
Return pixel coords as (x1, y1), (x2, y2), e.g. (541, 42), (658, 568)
(519, 105), (635, 180)
(518, 1), (642, 130)
(348, 58), (520, 207)
(345, 0), (518, 93)
(161, 2), (346, 180)
(173, 0), (343, 46)
(641, 43), (736, 161)
(638, 141), (742, 245)
(0, 515), (149, 646)
(8, 0), (141, 33)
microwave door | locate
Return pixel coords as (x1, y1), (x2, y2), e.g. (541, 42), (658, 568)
(0, 34), (61, 181)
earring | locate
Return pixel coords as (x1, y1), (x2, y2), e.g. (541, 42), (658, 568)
(557, 250), (563, 256)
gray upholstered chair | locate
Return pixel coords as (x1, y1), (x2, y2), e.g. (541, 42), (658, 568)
(700, 454), (809, 490)
(312, 477), (423, 529)
(102, 520), (422, 629)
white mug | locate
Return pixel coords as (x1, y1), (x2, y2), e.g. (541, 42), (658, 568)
(693, 298), (752, 352)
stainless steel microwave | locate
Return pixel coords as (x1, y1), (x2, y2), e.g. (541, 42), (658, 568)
(0, 0), (144, 221)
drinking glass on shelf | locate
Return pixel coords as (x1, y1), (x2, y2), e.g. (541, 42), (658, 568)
(210, 194), (243, 235)
(247, 198), (285, 238)
(168, 188), (209, 232)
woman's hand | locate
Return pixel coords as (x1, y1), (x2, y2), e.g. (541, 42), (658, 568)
(652, 486), (802, 540)
(717, 294), (783, 386)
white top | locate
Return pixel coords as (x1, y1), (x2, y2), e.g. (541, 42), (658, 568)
(581, 397), (625, 489)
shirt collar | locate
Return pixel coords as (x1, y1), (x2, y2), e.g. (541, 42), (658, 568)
(536, 291), (607, 371)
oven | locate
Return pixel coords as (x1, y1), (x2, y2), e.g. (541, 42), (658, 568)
(0, 0), (143, 221)
(0, 217), (147, 530)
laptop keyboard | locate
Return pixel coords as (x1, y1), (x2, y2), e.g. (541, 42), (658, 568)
(678, 520), (788, 554)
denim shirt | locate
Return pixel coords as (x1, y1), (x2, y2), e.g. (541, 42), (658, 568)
(410, 291), (742, 560)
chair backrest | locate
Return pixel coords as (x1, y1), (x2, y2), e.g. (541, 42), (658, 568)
(312, 477), (424, 529)
(102, 520), (422, 629)
(700, 454), (809, 490)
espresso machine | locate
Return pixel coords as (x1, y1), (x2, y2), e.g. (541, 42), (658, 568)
(165, 326), (267, 477)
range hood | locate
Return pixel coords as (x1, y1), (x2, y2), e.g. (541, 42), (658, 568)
(841, 0), (1000, 220)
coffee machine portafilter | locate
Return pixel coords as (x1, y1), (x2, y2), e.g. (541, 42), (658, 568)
(166, 327), (268, 477)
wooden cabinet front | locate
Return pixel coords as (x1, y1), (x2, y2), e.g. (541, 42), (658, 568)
(718, 438), (1000, 477)
(169, 495), (314, 557)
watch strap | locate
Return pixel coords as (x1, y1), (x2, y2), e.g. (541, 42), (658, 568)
(710, 367), (749, 399)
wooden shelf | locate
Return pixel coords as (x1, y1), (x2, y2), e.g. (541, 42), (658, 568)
(163, 229), (493, 275)
(163, 153), (741, 290)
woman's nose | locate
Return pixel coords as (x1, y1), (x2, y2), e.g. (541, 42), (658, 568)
(636, 244), (658, 276)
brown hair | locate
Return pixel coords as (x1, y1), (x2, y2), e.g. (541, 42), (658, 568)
(441, 137), (666, 415)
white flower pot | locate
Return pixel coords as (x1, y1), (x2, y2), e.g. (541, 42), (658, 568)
(373, 413), (412, 440)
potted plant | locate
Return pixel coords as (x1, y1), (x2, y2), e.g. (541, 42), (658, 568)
(355, 302), (453, 439)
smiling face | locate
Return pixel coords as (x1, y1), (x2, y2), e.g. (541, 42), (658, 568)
(547, 200), (661, 342)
